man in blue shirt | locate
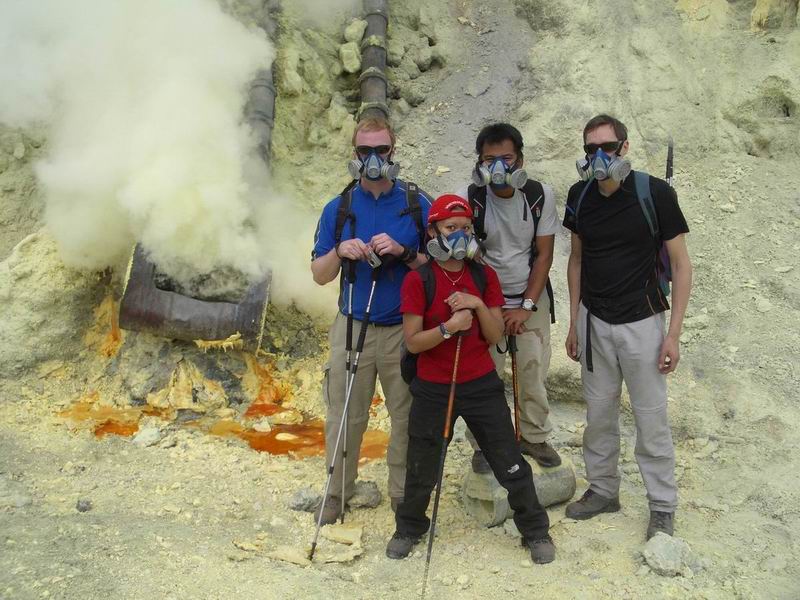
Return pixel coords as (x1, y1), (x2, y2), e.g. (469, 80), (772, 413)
(311, 117), (431, 524)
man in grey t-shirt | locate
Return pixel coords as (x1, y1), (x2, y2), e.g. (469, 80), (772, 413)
(457, 123), (562, 469)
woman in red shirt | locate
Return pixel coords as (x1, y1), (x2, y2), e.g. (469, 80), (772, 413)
(386, 194), (555, 564)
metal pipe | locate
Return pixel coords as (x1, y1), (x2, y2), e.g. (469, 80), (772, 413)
(359, 0), (389, 121)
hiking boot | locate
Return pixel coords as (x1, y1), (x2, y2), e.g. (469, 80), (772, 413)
(519, 440), (562, 468)
(385, 532), (421, 559)
(524, 535), (556, 564)
(565, 489), (620, 520)
(471, 450), (492, 474)
(646, 511), (674, 540)
(313, 496), (345, 525)
(390, 497), (403, 513)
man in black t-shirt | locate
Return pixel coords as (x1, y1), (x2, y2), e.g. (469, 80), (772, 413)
(562, 114), (693, 541)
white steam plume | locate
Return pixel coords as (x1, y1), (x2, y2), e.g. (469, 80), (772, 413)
(291, 0), (362, 27)
(0, 0), (335, 316)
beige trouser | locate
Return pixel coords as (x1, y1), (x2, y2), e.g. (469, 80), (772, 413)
(323, 312), (411, 501)
(467, 291), (553, 447)
(576, 303), (677, 511)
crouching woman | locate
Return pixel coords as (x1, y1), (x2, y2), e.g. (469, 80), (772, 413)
(385, 194), (555, 564)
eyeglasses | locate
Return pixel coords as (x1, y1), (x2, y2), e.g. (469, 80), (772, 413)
(583, 140), (624, 155)
(355, 145), (392, 156)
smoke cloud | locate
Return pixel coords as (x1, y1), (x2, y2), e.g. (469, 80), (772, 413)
(291, 0), (362, 27)
(0, 0), (336, 316)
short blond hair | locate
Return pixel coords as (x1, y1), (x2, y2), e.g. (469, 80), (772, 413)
(352, 116), (396, 148)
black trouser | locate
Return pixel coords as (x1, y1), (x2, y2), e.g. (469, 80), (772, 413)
(395, 371), (550, 541)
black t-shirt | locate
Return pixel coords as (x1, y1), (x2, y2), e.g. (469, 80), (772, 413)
(563, 173), (689, 324)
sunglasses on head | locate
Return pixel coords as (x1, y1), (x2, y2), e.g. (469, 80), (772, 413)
(355, 145), (392, 156)
(583, 140), (624, 155)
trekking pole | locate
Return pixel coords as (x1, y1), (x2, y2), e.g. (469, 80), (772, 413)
(341, 259), (356, 522)
(508, 335), (521, 442)
(309, 265), (380, 560)
(666, 138), (674, 187)
(421, 335), (463, 599)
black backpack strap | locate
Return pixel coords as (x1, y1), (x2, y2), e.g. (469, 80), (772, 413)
(467, 184), (487, 242)
(405, 182), (425, 251)
(521, 180), (556, 324)
(334, 180), (358, 245)
(415, 261), (437, 310)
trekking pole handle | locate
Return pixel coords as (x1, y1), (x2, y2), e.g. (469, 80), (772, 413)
(508, 335), (517, 354)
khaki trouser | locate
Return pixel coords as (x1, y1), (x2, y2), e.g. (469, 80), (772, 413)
(466, 290), (553, 447)
(576, 303), (678, 512)
(323, 312), (411, 501)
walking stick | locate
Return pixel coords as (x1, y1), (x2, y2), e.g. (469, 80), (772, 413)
(309, 266), (380, 560)
(508, 335), (521, 442)
(421, 335), (463, 599)
(341, 259), (356, 522)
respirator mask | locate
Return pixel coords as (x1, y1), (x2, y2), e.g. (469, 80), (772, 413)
(576, 141), (631, 183)
(426, 228), (480, 262)
(472, 157), (528, 190)
(348, 145), (400, 181)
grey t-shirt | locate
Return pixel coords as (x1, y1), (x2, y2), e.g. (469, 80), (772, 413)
(456, 184), (559, 303)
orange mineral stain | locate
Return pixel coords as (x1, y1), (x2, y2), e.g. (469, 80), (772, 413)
(60, 392), (170, 438)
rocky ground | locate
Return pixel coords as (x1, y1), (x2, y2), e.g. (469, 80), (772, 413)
(1, 0), (799, 599)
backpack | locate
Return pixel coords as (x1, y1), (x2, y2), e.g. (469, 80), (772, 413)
(572, 170), (672, 297)
(399, 260), (488, 384)
(466, 181), (556, 324)
(334, 180), (426, 250)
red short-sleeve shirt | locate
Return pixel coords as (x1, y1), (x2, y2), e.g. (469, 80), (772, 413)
(400, 261), (505, 384)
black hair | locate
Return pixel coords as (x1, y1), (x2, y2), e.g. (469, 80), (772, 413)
(475, 123), (524, 158)
(582, 114), (628, 143)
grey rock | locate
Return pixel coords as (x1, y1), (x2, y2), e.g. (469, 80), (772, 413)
(132, 426), (162, 447)
(643, 533), (698, 577)
(415, 45), (433, 71)
(76, 499), (93, 513)
(288, 487), (322, 512)
(339, 42), (361, 74)
(348, 480), (381, 508)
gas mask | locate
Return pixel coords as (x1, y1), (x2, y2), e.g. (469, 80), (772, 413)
(576, 148), (631, 183)
(348, 149), (400, 182)
(472, 158), (528, 190)
(426, 228), (480, 262)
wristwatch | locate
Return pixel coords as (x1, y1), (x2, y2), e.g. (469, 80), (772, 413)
(400, 244), (418, 263)
(522, 298), (538, 312)
(439, 323), (453, 339)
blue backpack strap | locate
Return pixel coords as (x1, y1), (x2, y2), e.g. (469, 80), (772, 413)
(633, 170), (659, 239)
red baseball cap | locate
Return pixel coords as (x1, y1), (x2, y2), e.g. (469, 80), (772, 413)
(427, 194), (474, 224)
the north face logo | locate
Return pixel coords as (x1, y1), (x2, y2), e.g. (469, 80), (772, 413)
(507, 464), (520, 474)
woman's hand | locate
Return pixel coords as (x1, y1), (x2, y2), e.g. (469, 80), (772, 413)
(445, 309), (473, 333)
(445, 291), (483, 312)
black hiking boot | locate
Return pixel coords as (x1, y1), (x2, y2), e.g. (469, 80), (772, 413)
(565, 489), (621, 520)
(519, 440), (562, 468)
(646, 511), (674, 540)
(524, 535), (556, 564)
(385, 532), (421, 559)
(313, 496), (345, 525)
(471, 450), (492, 474)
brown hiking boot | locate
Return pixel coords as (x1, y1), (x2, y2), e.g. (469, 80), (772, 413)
(646, 511), (674, 540)
(565, 489), (620, 520)
(313, 496), (345, 525)
(519, 440), (562, 467)
(471, 450), (492, 474)
(524, 535), (556, 564)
